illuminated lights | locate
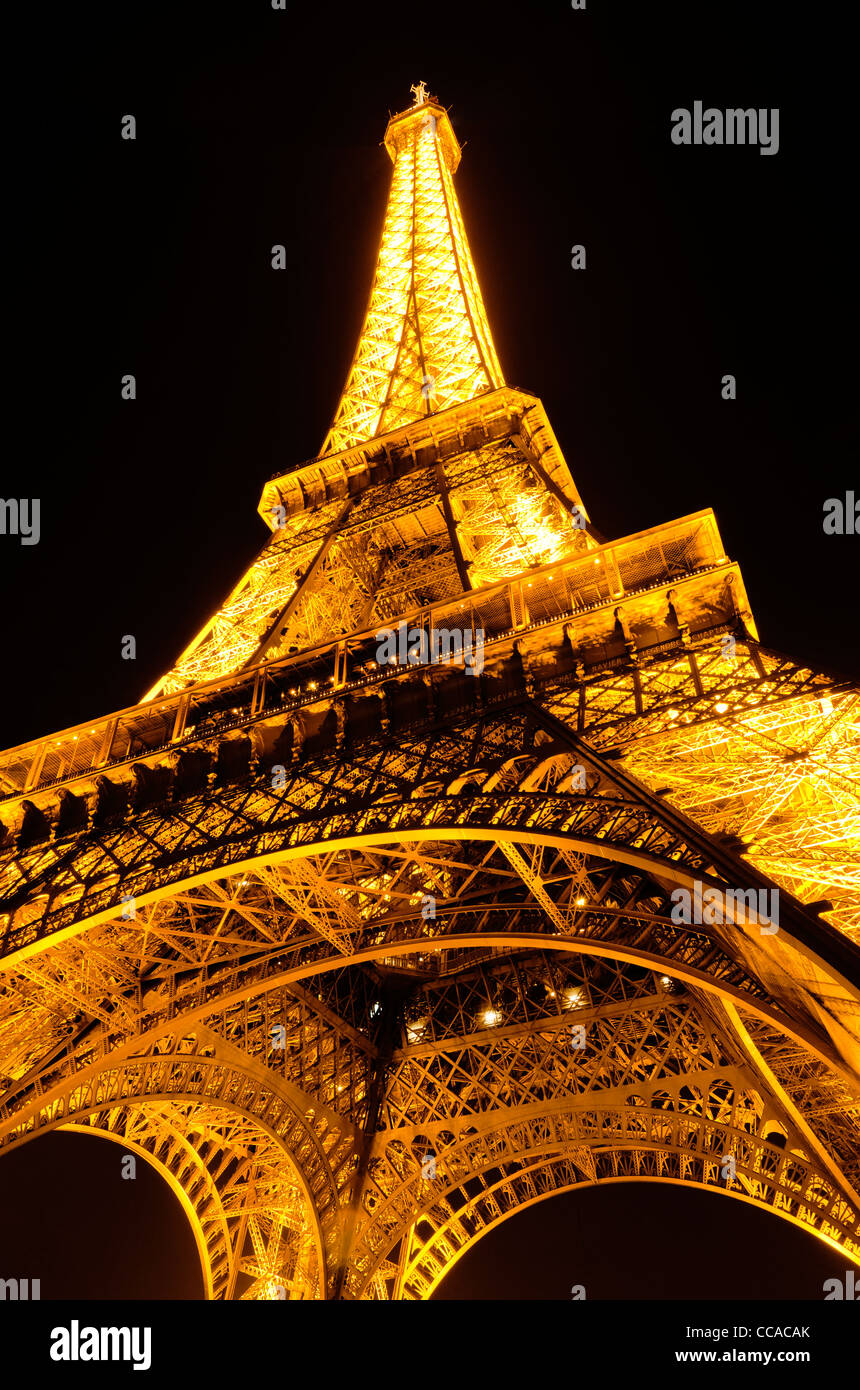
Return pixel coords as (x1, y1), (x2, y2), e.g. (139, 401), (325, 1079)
(0, 90), (856, 1305)
(406, 1017), (428, 1044)
(321, 97), (503, 456)
(141, 90), (572, 696)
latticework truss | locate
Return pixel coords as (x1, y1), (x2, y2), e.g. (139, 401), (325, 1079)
(320, 94), (503, 456)
(1, 89), (858, 1300)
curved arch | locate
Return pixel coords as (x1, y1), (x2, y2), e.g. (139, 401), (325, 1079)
(349, 1102), (860, 1298)
(3, 926), (856, 1181)
(2, 1068), (332, 1298)
(19, 931), (851, 1091)
(61, 1119), (217, 1299)
(8, 801), (858, 1012)
(422, 1172), (859, 1301)
(2, 780), (858, 1301)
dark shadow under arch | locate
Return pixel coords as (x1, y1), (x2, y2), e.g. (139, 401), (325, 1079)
(432, 1180), (854, 1300)
(0, 1130), (205, 1299)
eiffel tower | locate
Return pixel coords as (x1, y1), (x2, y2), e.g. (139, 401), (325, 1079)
(1, 86), (859, 1302)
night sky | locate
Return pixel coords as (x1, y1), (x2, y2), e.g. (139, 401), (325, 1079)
(1, 0), (855, 1299)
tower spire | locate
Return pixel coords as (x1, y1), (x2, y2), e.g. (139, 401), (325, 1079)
(321, 89), (504, 455)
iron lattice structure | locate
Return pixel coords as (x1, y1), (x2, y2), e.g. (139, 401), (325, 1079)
(1, 90), (859, 1300)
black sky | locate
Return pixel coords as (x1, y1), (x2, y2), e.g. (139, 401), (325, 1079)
(1, 0), (856, 1299)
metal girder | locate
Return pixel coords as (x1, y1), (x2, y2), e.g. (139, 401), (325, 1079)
(1, 88), (858, 1302)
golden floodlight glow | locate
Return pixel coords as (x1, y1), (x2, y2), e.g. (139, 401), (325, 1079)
(0, 86), (858, 1304)
(320, 96), (503, 455)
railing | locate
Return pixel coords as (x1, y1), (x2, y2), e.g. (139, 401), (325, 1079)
(0, 511), (726, 811)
